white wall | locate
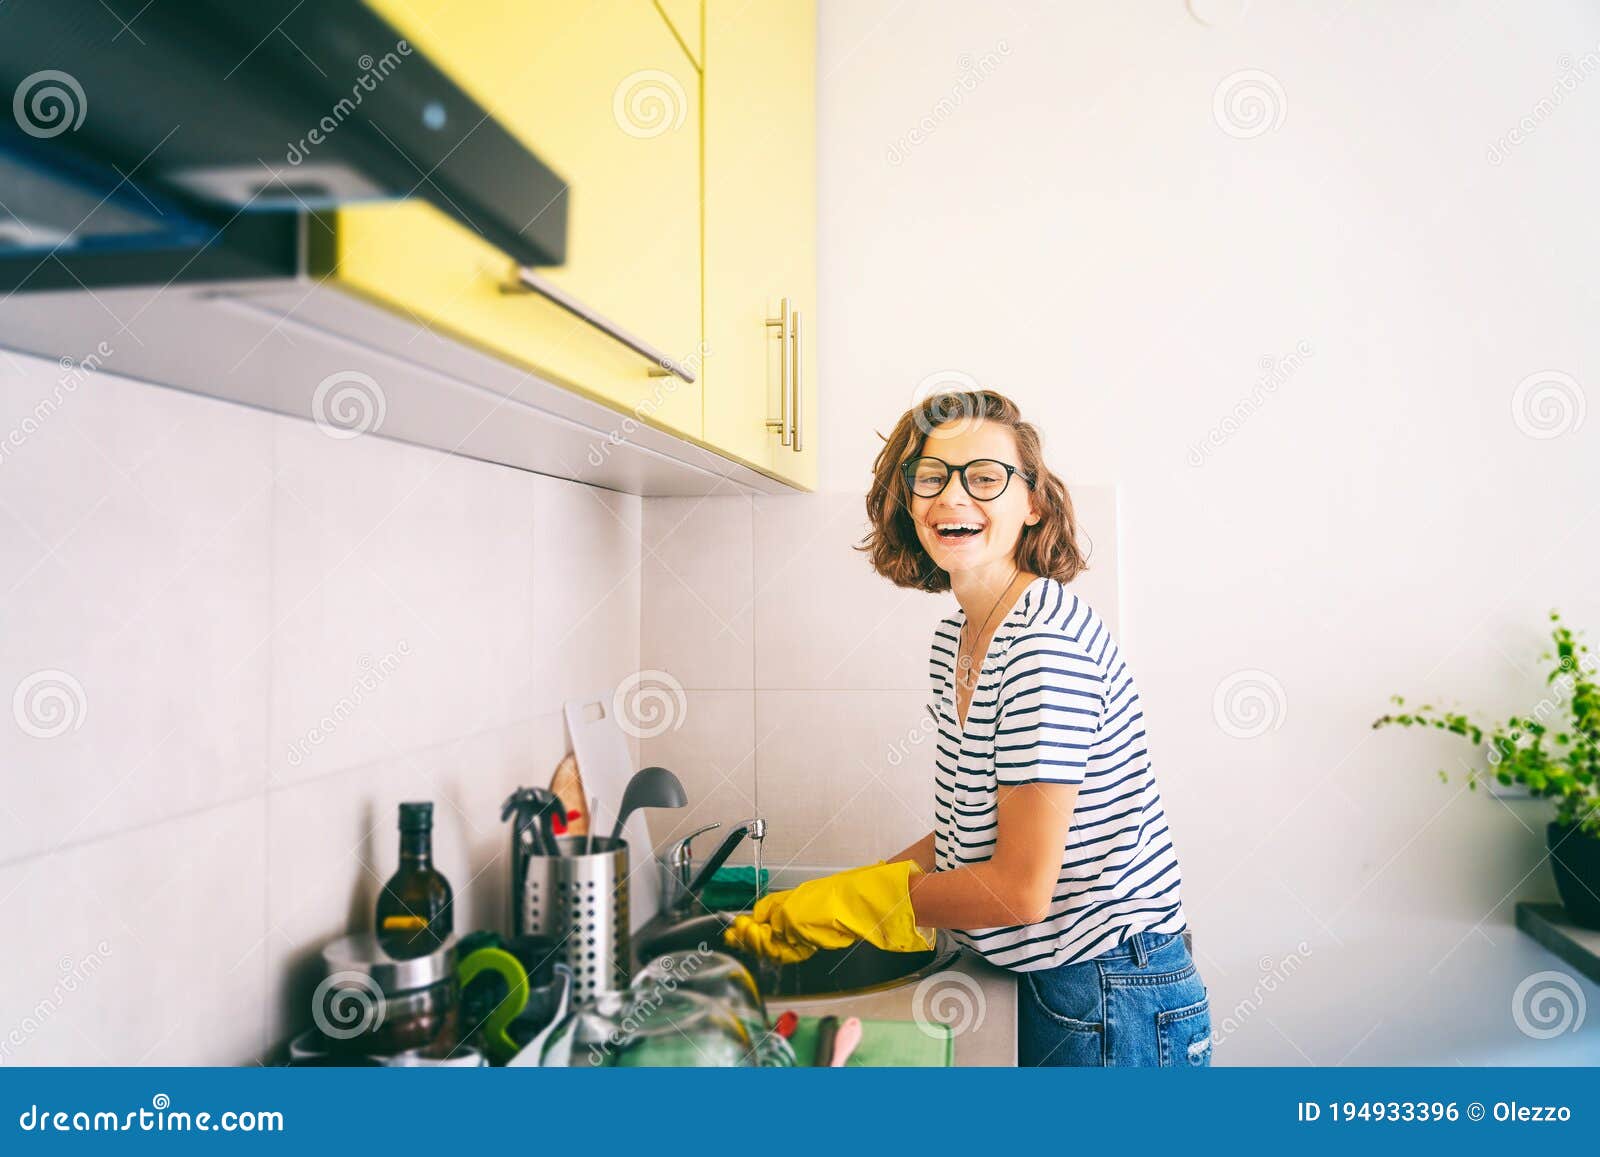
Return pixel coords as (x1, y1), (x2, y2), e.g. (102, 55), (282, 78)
(0, 353), (641, 1064)
(806, 0), (1600, 1062)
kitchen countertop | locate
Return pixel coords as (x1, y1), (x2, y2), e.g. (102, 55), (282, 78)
(771, 945), (1018, 1066)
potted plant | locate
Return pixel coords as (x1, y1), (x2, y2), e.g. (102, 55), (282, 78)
(1372, 610), (1600, 929)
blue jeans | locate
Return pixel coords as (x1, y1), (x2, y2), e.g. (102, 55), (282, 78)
(1017, 930), (1212, 1067)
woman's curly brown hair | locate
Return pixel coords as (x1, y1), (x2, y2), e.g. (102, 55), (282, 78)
(857, 389), (1087, 593)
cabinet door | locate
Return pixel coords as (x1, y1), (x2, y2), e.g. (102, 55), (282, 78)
(655, 0), (703, 68)
(702, 0), (817, 489)
(315, 1), (703, 439)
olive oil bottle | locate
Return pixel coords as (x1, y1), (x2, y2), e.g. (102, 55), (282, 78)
(376, 802), (454, 959)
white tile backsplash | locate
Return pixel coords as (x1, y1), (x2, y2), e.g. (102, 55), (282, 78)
(638, 688), (759, 859)
(641, 495), (755, 689)
(753, 491), (940, 691)
(269, 418), (539, 784)
(753, 689), (939, 867)
(529, 478), (643, 710)
(0, 351), (642, 1064)
(0, 795), (268, 1066)
(0, 367), (273, 863)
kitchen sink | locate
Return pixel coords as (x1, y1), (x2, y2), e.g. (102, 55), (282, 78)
(752, 933), (961, 999)
(633, 910), (961, 1000)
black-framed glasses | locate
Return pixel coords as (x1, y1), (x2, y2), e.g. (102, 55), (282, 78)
(900, 456), (1035, 501)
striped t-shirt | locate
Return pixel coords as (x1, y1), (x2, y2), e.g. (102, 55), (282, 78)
(928, 575), (1187, 971)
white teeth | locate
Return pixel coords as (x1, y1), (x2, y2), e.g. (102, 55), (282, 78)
(934, 522), (984, 531)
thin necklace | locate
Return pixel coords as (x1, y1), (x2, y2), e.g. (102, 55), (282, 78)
(957, 566), (1021, 695)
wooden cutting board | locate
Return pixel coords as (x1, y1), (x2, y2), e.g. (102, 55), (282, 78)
(547, 751), (589, 835)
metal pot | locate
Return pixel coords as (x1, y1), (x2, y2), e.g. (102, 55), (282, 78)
(315, 932), (461, 1057)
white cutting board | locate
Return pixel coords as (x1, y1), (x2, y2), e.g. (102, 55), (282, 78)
(564, 692), (660, 933)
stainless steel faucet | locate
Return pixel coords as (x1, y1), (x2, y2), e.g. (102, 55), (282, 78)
(667, 816), (766, 916)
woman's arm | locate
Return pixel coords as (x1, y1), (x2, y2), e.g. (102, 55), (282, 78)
(907, 781), (1079, 928)
(724, 786), (1079, 963)
(889, 830), (936, 873)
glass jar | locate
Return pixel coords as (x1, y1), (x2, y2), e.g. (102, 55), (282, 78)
(631, 950), (794, 1066)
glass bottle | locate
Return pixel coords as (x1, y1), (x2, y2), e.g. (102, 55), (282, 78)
(376, 801), (454, 959)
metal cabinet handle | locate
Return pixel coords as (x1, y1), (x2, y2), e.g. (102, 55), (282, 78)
(790, 308), (802, 453)
(502, 265), (697, 384)
(764, 297), (792, 446)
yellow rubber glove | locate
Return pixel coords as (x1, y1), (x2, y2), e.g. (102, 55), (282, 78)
(724, 860), (934, 963)
(722, 860), (889, 963)
(748, 859), (886, 924)
(722, 916), (815, 964)
(723, 857), (896, 966)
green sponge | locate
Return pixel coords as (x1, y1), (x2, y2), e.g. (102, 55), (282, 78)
(697, 865), (770, 911)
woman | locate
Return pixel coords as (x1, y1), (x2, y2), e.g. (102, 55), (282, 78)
(725, 389), (1211, 1067)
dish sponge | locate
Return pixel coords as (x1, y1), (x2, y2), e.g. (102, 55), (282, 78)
(697, 865), (770, 911)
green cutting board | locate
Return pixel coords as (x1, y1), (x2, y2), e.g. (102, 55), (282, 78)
(786, 1015), (953, 1067)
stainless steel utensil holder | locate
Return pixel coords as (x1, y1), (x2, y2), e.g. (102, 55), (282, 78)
(522, 835), (630, 999)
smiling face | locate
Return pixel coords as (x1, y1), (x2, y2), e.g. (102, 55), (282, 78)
(905, 419), (1040, 582)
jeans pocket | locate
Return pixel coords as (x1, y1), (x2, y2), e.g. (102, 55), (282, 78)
(1156, 994), (1212, 1067)
(1024, 963), (1101, 1025)
(1019, 971), (1103, 1067)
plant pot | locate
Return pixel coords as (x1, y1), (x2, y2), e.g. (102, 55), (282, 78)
(1547, 821), (1600, 930)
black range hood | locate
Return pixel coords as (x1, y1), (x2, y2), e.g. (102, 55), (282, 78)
(0, 0), (568, 290)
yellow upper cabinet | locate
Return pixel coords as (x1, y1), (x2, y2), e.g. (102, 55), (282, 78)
(702, 1), (817, 489)
(314, 1), (704, 440)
